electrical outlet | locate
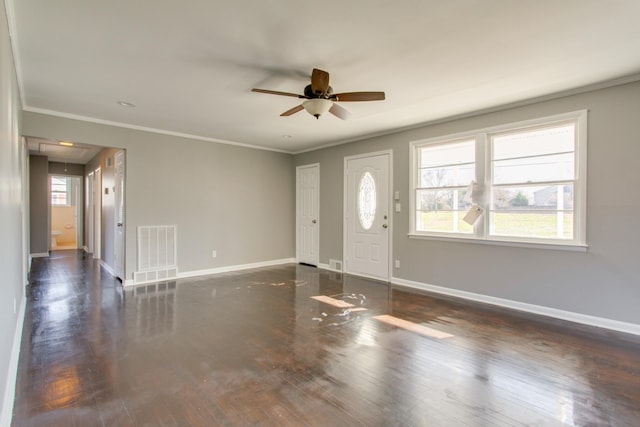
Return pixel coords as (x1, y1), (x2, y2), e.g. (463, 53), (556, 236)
(211, 250), (217, 258)
(395, 260), (400, 269)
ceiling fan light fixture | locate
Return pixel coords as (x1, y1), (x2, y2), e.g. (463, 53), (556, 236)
(302, 98), (333, 119)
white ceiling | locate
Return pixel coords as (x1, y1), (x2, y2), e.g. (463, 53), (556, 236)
(26, 137), (102, 164)
(8, 0), (640, 154)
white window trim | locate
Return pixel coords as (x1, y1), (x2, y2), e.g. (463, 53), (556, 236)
(409, 110), (588, 250)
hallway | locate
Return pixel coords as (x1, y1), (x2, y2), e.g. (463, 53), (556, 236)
(11, 251), (640, 426)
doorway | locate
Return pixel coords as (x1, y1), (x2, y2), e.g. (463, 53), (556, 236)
(296, 164), (319, 266)
(344, 151), (392, 281)
(86, 171), (94, 253)
(50, 175), (83, 250)
(114, 150), (125, 280)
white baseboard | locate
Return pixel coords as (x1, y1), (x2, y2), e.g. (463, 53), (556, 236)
(99, 260), (115, 277)
(318, 262), (339, 273)
(318, 262), (343, 273)
(178, 258), (296, 280)
(123, 258), (296, 287)
(1, 296), (26, 427)
(29, 252), (48, 258)
(391, 276), (640, 336)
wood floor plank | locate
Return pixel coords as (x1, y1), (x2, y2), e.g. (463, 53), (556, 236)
(373, 314), (454, 339)
(11, 250), (640, 426)
(310, 295), (355, 308)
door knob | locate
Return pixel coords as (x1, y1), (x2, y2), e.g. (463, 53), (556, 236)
(117, 223), (123, 227)
(382, 224), (388, 229)
(312, 219), (317, 224)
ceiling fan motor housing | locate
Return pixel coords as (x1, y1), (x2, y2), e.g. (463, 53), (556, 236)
(304, 84), (333, 98)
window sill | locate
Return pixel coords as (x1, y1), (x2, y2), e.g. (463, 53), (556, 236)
(407, 233), (588, 252)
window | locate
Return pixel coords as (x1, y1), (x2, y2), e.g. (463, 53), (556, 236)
(358, 171), (377, 230)
(410, 111), (587, 249)
(51, 176), (70, 206)
(416, 139), (475, 234)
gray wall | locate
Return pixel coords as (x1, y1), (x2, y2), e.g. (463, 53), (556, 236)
(49, 161), (84, 176)
(28, 155), (48, 254)
(294, 81), (640, 325)
(0, 0), (26, 421)
(22, 113), (296, 279)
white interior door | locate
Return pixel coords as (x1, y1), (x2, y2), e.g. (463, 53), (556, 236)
(296, 164), (319, 266)
(86, 172), (94, 253)
(345, 152), (391, 281)
(114, 150), (125, 280)
(93, 168), (101, 259)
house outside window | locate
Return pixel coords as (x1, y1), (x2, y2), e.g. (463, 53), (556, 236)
(410, 110), (587, 250)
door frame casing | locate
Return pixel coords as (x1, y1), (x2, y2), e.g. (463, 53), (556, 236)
(114, 150), (126, 280)
(296, 163), (320, 266)
(343, 150), (393, 281)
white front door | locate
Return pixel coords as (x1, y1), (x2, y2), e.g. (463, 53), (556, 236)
(296, 164), (319, 266)
(114, 150), (125, 280)
(345, 152), (391, 281)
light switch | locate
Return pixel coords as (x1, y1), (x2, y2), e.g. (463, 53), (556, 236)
(395, 203), (401, 212)
(394, 191), (400, 200)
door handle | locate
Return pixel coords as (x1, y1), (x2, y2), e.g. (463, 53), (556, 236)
(382, 224), (388, 229)
(311, 219), (317, 224)
(117, 223), (123, 227)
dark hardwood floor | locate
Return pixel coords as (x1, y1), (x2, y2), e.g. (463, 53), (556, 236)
(12, 250), (640, 426)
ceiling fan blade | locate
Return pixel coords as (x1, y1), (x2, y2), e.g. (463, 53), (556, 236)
(311, 68), (330, 95)
(252, 88), (305, 98)
(280, 104), (304, 117)
(329, 103), (352, 120)
(331, 91), (386, 102)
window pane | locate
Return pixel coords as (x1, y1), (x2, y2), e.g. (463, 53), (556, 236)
(492, 124), (575, 160)
(51, 177), (68, 190)
(420, 140), (474, 168)
(492, 185), (574, 211)
(493, 152), (575, 185)
(416, 188), (473, 234)
(417, 189), (471, 211)
(420, 163), (475, 188)
(491, 212), (573, 239)
(417, 210), (474, 234)
(358, 172), (376, 230)
(52, 192), (68, 206)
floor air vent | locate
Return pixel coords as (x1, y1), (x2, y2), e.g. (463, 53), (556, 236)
(134, 225), (178, 285)
(329, 259), (343, 271)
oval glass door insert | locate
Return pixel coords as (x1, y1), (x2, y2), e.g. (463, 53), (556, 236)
(358, 171), (377, 230)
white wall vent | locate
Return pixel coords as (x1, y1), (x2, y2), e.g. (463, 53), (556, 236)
(135, 225), (178, 285)
(329, 259), (343, 272)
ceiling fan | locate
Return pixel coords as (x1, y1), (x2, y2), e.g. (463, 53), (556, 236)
(252, 68), (385, 120)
